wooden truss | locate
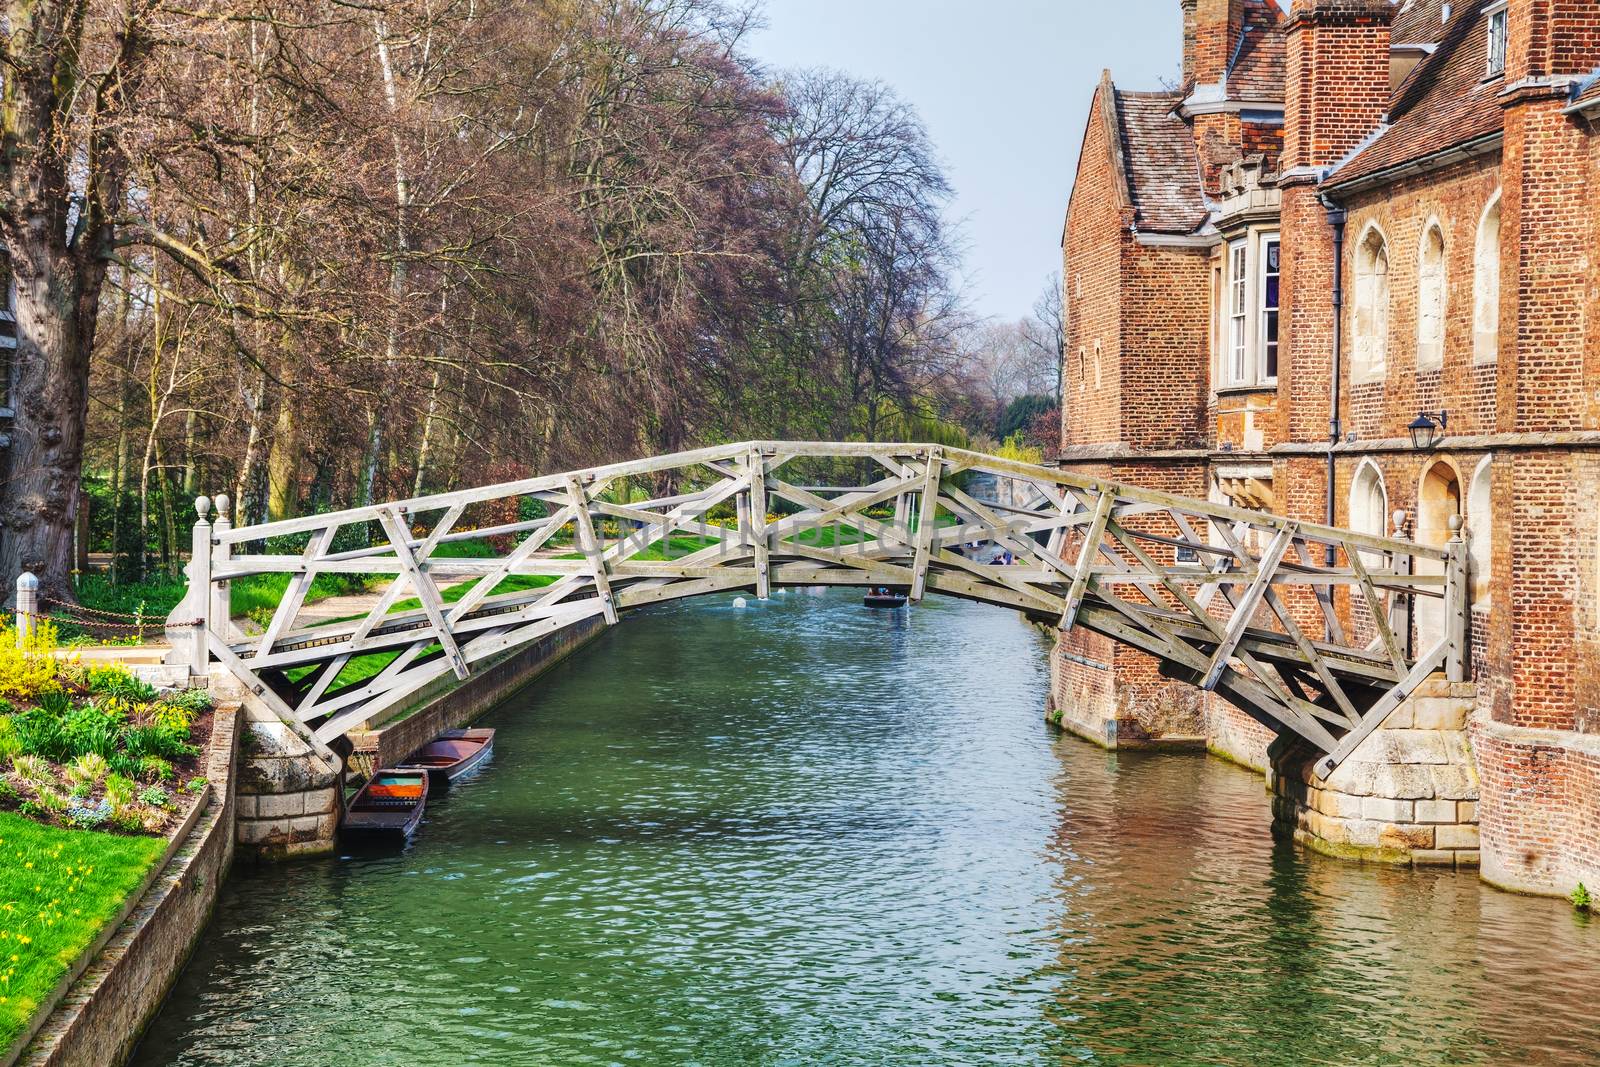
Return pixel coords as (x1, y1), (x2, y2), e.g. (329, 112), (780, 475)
(168, 441), (1469, 776)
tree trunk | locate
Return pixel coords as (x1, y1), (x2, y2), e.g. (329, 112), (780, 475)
(181, 408), (199, 497)
(0, 252), (104, 604)
(267, 388), (300, 521)
(234, 366), (270, 528)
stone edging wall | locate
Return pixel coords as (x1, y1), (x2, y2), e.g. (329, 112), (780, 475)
(15, 702), (240, 1067)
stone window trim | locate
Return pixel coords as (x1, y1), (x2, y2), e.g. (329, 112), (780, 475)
(1416, 218), (1448, 372)
(1351, 222), (1391, 386)
(1466, 454), (1492, 608)
(1349, 457), (1389, 564)
(1213, 227), (1280, 393)
(1473, 190), (1502, 365)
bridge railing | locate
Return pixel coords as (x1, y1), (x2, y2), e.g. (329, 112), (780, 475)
(165, 441), (1468, 776)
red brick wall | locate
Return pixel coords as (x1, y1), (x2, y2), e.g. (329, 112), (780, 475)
(1192, 0), (1247, 85)
(1337, 159), (1504, 441)
(1472, 717), (1600, 896)
(1283, 0), (1392, 172)
(1122, 246), (1211, 450)
(1507, 0), (1600, 82)
(1063, 81), (1129, 449)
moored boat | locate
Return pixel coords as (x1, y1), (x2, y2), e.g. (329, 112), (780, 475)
(397, 728), (496, 787)
(342, 769), (429, 841)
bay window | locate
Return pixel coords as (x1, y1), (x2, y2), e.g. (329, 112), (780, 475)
(1216, 230), (1280, 389)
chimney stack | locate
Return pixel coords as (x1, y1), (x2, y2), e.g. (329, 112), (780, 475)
(1181, 0), (1200, 85)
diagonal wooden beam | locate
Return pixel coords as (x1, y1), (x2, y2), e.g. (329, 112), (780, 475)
(909, 449), (944, 602)
(252, 524), (337, 663)
(377, 507), (470, 680)
(567, 477), (619, 624)
(1061, 490), (1114, 630)
(1201, 525), (1293, 690)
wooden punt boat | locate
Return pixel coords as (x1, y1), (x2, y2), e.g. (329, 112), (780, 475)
(342, 770), (429, 841)
(397, 728), (496, 787)
(863, 588), (909, 609)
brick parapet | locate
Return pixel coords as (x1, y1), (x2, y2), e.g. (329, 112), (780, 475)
(1471, 711), (1600, 896)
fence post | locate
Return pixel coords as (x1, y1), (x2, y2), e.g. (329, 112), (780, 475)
(211, 494), (233, 646)
(15, 571), (38, 649)
(1446, 513), (1470, 682)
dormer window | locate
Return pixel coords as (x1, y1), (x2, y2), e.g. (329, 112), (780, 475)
(1486, 2), (1507, 77)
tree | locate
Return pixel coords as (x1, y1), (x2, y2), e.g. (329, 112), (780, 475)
(0, 0), (156, 600)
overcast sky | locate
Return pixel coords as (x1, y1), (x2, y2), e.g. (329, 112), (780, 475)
(748, 0), (1186, 324)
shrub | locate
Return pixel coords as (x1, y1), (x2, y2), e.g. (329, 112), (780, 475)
(151, 702), (195, 733)
(0, 780), (18, 808)
(0, 715), (18, 760)
(183, 776), (208, 794)
(62, 705), (122, 759)
(11, 754), (52, 784)
(139, 786), (171, 809)
(139, 756), (175, 782)
(12, 708), (68, 761)
(66, 752), (110, 789)
(109, 808), (144, 833)
(79, 663), (157, 703)
(123, 722), (196, 762)
(164, 688), (212, 715)
(65, 798), (111, 829)
(104, 774), (136, 806)
(0, 625), (62, 700)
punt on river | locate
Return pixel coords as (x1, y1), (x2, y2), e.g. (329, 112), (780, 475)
(342, 770), (429, 842)
(397, 727), (496, 788)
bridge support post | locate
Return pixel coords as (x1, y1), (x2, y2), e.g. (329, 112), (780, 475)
(162, 498), (210, 674)
(1445, 516), (1470, 683)
(745, 449), (770, 599)
(211, 495), (233, 645)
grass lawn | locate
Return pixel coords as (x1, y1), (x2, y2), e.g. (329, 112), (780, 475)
(0, 813), (166, 1051)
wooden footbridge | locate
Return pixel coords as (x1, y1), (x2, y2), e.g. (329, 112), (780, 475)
(166, 441), (1468, 778)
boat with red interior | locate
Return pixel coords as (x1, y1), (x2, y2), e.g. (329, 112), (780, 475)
(342, 769), (429, 841)
(397, 727), (496, 787)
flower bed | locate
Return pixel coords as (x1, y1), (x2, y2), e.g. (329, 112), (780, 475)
(0, 622), (212, 836)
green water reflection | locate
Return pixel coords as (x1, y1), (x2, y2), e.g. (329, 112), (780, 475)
(133, 589), (1600, 1065)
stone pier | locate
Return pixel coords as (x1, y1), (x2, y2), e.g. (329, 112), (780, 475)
(232, 691), (342, 860)
(1267, 676), (1480, 867)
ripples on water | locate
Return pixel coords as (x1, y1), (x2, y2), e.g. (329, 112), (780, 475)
(133, 590), (1600, 1066)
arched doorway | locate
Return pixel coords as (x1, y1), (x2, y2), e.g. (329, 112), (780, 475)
(1416, 459), (1462, 649)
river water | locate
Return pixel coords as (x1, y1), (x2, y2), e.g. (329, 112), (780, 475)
(134, 590), (1600, 1066)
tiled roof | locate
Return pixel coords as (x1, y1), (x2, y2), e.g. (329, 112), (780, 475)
(1325, 6), (1503, 189)
(1571, 69), (1600, 112)
(1113, 89), (1207, 235)
(1391, 0), (1447, 47)
(1227, 0), (1287, 100)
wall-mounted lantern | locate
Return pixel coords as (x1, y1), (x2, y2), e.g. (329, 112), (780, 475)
(1408, 410), (1449, 450)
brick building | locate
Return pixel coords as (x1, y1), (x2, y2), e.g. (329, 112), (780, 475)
(1057, 0), (1600, 896)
